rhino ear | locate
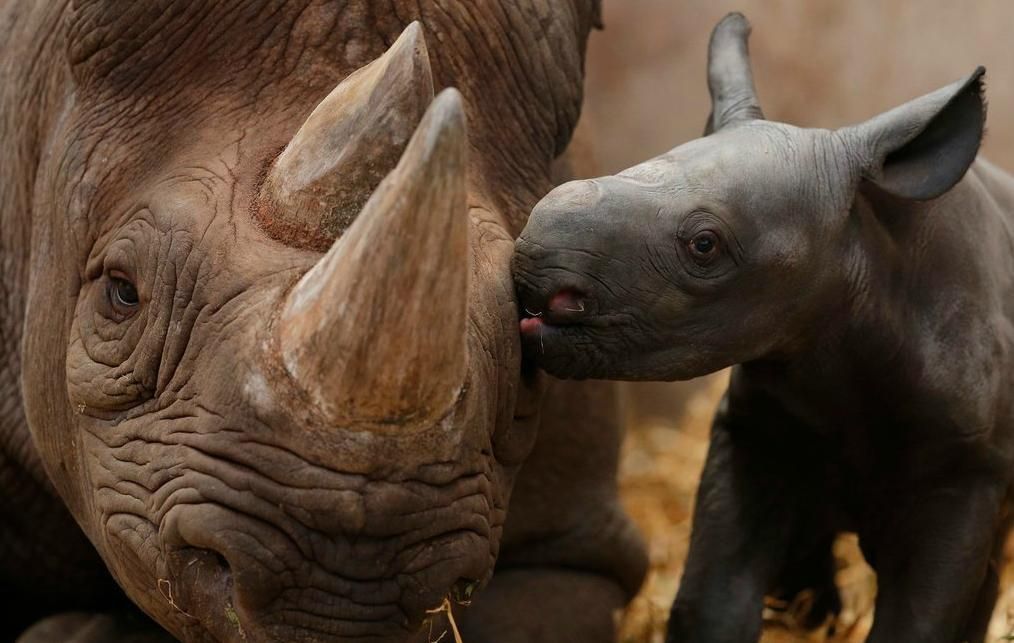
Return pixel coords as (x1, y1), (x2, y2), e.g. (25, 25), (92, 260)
(852, 67), (986, 201)
(705, 13), (764, 135)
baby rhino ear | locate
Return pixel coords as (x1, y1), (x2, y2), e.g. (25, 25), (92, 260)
(850, 67), (985, 201)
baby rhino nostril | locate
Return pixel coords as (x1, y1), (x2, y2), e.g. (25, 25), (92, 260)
(548, 288), (587, 314)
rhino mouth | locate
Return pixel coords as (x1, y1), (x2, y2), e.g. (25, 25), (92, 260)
(514, 270), (607, 350)
(519, 286), (592, 329)
(158, 492), (492, 642)
(517, 294), (593, 361)
(513, 269), (648, 380)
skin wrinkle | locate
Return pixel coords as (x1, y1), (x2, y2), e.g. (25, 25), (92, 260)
(89, 409), (498, 554)
(432, 5), (536, 210)
(98, 429), (492, 602)
(88, 174), (233, 405)
(167, 533), (412, 628)
(497, 4), (555, 150)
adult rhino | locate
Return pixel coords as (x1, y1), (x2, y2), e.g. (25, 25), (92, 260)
(0, 2), (646, 641)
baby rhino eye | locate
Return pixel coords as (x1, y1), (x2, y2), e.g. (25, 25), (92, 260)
(108, 274), (140, 317)
(688, 230), (720, 260)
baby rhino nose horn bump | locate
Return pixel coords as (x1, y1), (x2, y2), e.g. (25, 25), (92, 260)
(542, 178), (603, 210)
(528, 179), (604, 236)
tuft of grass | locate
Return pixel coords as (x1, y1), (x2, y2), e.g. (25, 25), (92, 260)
(426, 597), (464, 643)
(224, 603), (246, 640)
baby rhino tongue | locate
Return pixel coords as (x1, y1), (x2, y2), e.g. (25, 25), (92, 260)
(519, 316), (544, 335)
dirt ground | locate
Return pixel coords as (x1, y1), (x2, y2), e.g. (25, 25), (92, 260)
(581, 2), (1014, 641)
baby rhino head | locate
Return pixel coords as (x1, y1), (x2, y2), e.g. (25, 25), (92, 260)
(513, 13), (986, 381)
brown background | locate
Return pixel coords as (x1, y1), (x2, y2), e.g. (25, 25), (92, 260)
(584, 0), (1014, 174)
(580, 2), (1014, 640)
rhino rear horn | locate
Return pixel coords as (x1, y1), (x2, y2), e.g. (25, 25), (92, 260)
(257, 21), (435, 250)
(278, 89), (470, 425)
(705, 13), (764, 134)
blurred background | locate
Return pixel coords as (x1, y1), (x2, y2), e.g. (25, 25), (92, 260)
(584, 0), (1014, 173)
(579, 2), (1014, 641)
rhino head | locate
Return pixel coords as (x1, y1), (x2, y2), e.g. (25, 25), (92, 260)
(15, 3), (596, 640)
(514, 12), (986, 381)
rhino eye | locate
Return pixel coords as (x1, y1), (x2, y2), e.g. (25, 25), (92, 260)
(688, 230), (720, 262)
(107, 274), (140, 317)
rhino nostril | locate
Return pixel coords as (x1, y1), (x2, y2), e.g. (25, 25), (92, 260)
(162, 545), (234, 615)
(210, 550), (229, 573)
(450, 577), (480, 605)
(183, 547), (231, 580)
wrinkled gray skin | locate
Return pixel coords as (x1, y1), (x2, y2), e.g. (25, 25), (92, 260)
(0, 1), (646, 642)
(515, 13), (1014, 643)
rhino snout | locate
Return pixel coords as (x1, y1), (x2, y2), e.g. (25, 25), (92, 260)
(156, 478), (492, 641)
(513, 243), (598, 325)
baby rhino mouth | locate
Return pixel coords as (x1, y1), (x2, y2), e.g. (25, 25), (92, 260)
(512, 246), (619, 377)
(519, 287), (591, 335)
(516, 284), (611, 378)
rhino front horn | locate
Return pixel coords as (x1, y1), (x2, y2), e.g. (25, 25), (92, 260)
(278, 89), (470, 425)
(257, 21), (435, 251)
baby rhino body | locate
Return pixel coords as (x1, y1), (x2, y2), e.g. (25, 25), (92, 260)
(514, 14), (1014, 643)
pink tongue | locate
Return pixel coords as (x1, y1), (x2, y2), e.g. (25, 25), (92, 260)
(519, 317), (543, 334)
(548, 289), (584, 313)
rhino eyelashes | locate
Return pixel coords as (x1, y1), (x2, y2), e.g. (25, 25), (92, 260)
(255, 21), (435, 252)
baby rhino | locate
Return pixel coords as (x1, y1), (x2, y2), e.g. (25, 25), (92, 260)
(514, 12), (1014, 643)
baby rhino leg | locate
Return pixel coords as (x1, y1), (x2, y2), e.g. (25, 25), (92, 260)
(961, 512), (1012, 642)
(769, 528), (842, 630)
(866, 480), (1006, 643)
(667, 390), (839, 643)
